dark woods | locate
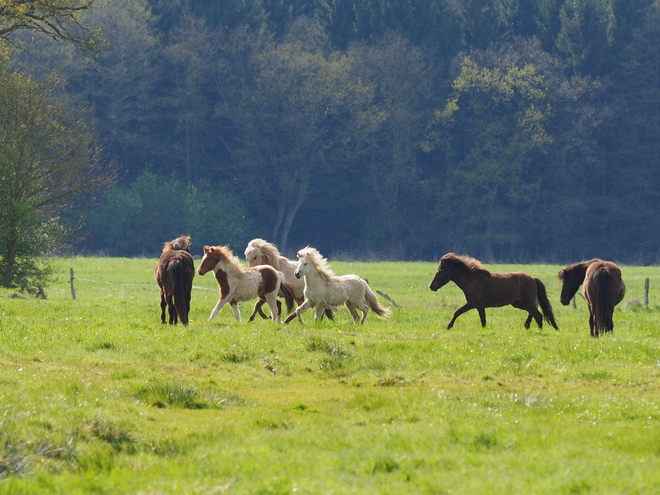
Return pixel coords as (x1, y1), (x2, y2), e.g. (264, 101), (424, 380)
(10, 0), (660, 262)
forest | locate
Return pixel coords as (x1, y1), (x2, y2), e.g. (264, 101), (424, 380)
(9, 0), (660, 263)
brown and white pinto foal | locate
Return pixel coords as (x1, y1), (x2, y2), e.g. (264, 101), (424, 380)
(197, 245), (293, 323)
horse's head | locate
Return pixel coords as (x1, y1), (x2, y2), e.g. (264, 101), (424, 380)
(429, 259), (451, 291)
(244, 245), (262, 267)
(558, 262), (588, 305)
(294, 253), (311, 279)
(198, 245), (228, 276)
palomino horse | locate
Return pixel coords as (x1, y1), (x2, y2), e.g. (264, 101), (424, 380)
(154, 236), (195, 325)
(244, 238), (334, 320)
(284, 246), (390, 324)
(197, 245), (294, 323)
(429, 253), (558, 330)
(558, 259), (625, 337)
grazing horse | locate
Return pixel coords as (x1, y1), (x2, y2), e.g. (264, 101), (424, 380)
(244, 238), (334, 320)
(197, 245), (294, 323)
(429, 253), (558, 330)
(284, 246), (390, 324)
(558, 259), (625, 337)
(154, 236), (195, 325)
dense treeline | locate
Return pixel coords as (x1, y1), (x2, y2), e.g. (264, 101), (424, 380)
(10, 0), (660, 262)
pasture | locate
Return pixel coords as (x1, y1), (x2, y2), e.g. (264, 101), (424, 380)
(0, 257), (659, 494)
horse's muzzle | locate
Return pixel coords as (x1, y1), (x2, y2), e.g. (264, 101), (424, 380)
(294, 271), (302, 279)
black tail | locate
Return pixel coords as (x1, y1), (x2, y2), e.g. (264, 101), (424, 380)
(535, 278), (558, 329)
(279, 283), (296, 314)
(170, 261), (190, 325)
(593, 269), (614, 334)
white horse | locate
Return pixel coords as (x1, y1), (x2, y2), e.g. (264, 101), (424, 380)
(244, 238), (333, 320)
(285, 246), (391, 324)
(197, 245), (294, 322)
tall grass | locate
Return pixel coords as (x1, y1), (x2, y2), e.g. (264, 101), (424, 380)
(0, 256), (658, 493)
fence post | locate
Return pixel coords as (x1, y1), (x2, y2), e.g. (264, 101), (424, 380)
(70, 268), (76, 300)
(645, 277), (649, 307)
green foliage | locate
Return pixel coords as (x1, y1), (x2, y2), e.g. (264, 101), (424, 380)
(0, 257), (659, 492)
(83, 171), (250, 255)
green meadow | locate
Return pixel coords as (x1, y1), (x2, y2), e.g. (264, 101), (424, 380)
(0, 257), (659, 494)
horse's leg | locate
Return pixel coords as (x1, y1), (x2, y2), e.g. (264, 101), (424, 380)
(208, 299), (228, 321)
(265, 293), (280, 323)
(344, 302), (360, 322)
(167, 295), (177, 325)
(314, 303), (326, 321)
(231, 303), (242, 322)
(249, 299), (266, 322)
(446, 303), (475, 329)
(286, 299), (312, 324)
(477, 308), (486, 327)
(589, 310), (597, 337)
(160, 292), (167, 324)
(513, 301), (542, 329)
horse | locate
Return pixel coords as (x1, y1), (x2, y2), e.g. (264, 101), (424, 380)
(197, 245), (295, 323)
(154, 236), (195, 325)
(429, 253), (558, 330)
(244, 238), (334, 320)
(284, 246), (390, 324)
(558, 259), (625, 337)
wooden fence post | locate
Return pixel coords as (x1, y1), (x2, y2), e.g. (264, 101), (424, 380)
(644, 277), (649, 307)
(70, 268), (76, 300)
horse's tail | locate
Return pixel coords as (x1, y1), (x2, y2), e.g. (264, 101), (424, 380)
(592, 269), (614, 334)
(535, 278), (558, 329)
(171, 260), (190, 325)
(364, 284), (391, 319)
(279, 283), (296, 314)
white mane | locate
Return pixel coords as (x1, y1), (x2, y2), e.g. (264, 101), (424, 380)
(297, 246), (335, 279)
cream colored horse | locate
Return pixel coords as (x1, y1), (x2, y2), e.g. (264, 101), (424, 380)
(245, 238), (333, 320)
(285, 246), (391, 324)
(197, 245), (293, 322)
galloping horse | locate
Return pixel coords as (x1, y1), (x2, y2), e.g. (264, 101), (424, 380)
(429, 253), (558, 330)
(558, 259), (625, 337)
(284, 246), (390, 324)
(244, 238), (333, 320)
(197, 245), (294, 323)
(154, 236), (195, 325)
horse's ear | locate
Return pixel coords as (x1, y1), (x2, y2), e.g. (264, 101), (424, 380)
(203, 246), (211, 253)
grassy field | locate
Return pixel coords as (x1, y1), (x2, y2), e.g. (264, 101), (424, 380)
(0, 256), (659, 494)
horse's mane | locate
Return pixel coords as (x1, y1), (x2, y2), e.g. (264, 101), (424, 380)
(558, 259), (600, 280)
(245, 238), (287, 269)
(441, 253), (491, 276)
(204, 245), (245, 278)
(298, 246), (335, 280)
(163, 236), (191, 253)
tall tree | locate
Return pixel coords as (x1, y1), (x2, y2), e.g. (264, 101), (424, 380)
(0, 68), (114, 290)
(218, 18), (363, 252)
(0, 0), (101, 53)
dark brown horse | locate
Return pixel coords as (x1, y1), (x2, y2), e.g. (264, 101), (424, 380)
(558, 259), (625, 337)
(154, 236), (195, 325)
(429, 253), (558, 330)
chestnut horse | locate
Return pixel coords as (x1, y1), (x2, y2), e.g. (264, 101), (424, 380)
(154, 235), (195, 325)
(284, 246), (390, 324)
(558, 259), (625, 337)
(244, 238), (334, 320)
(429, 253), (558, 330)
(197, 245), (294, 323)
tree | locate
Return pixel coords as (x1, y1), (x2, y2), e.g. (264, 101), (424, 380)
(0, 0), (102, 53)
(425, 44), (554, 260)
(218, 18), (362, 253)
(0, 67), (115, 291)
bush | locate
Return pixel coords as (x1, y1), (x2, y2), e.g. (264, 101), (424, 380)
(81, 172), (251, 256)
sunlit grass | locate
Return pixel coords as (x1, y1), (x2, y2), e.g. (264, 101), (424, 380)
(0, 257), (659, 493)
